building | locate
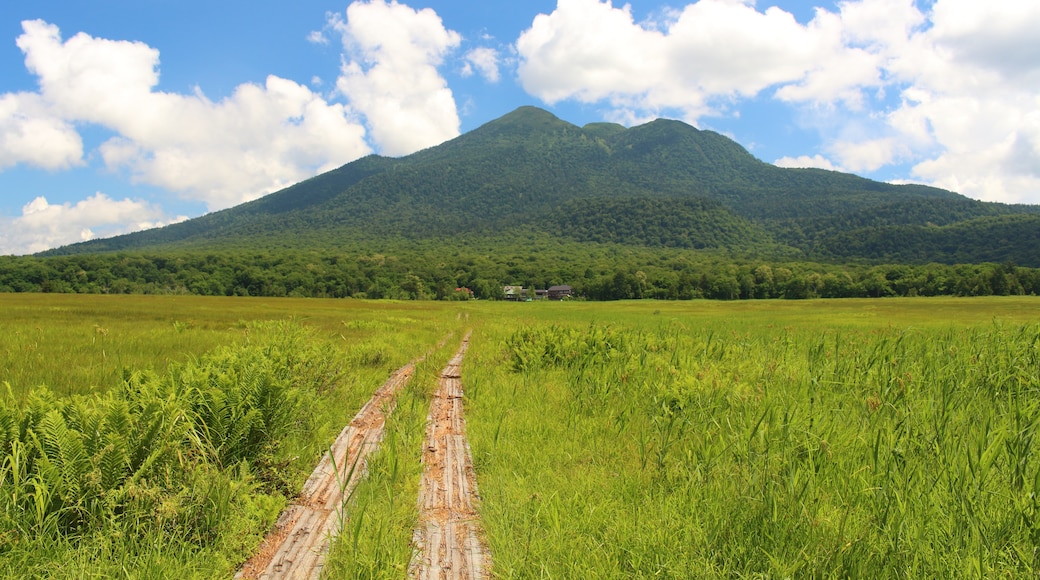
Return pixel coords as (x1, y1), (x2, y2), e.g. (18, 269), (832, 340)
(503, 285), (525, 301)
(547, 285), (573, 300)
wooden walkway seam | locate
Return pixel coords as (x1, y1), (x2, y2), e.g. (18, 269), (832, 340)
(237, 351), (424, 579)
(410, 332), (492, 580)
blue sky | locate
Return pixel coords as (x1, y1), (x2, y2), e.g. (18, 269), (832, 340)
(1, 0), (1039, 254)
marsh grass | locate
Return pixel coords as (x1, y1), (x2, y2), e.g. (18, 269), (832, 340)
(0, 320), (331, 576)
(0, 294), (458, 577)
(2, 295), (1039, 577)
(0, 294), (456, 398)
(465, 299), (1040, 577)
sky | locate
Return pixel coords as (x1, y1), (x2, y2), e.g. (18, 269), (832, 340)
(1, 0), (1039, 255)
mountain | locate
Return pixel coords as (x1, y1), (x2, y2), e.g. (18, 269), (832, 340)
(41, 106), (1040, 265)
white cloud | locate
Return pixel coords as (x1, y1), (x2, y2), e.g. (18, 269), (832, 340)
(0, 7), (482, 253)
(773, 154), (842, 171)
(516, 0), (851, 122)
(664, 2), (829, 97)
(517, 0), (672, 111)
(516, 0), (1040, 203)
(829, 137), (909, 172)
(462, 47), (501, 83)
(331, 0), (462, 156)
(928, 0), (1040, 86)
(0, 92), (83, 170)
(94, 75), (373, 208)
(839, 0), (924, 48)
(0, 193), (184, 255)
(883, 0), (1040, 203)
(8, 19), (373, 211)
(782, 0), (1040, 203)
(514, 0), (911, 118)
(307, 30), (329, 45)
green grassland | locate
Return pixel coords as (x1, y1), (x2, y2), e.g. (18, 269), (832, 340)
(0, 295), (459, 577)
(2, 295), (1039, 577)
(461, 297), (1040, 578)
(0, 293), (458, 397)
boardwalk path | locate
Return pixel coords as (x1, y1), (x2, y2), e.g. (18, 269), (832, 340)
(410, 332), (491, 579)
(237, 361), (418, 579)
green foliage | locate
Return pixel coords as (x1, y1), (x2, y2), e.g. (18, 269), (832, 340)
(30, 106), (1039, 269)
(465, 307), (1040, 577)
(6, 241), (1040, 302)
(0, 321), (343, 575)
(815, 214), (1040, 266)
(543, 196), (775, 250)
(2, 296), (1040, 576)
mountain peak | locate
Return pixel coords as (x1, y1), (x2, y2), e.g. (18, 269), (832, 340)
(499, 105), (568, 124)
(468, 106), (578, 139)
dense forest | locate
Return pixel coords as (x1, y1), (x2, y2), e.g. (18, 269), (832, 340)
(4, 237), (1038, 301)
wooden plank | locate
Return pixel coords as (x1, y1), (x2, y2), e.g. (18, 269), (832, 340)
(410, 333), (492, 579)
(237, 360), (418, 579)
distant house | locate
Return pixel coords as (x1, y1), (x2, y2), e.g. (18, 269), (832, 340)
(503, 285), (525, 301)
(534, 289), (549, 300)
(547, 285), (573, 300)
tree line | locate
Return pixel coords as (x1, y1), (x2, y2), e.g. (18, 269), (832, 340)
(2, 247), (1038, 301)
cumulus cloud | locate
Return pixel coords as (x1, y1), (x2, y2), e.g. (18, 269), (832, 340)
(515, 0), (904, 120)
(928, 0), (1040, 86)
(331, 0), (462, 156)
(773, 154), (842, 171)
(821, 0), (1040, 203)
(517, 0), (1040, 203)
(896, 1), (1040, 203)
(517, 0), (671, 112)
(92, 75), (372, 207)
(516, 0), (858, 122)
(817, 0), (1040, 203)
(829, 137), (910, 173)
(0, 6), (490, 253)
(0, 193), (185, 255)
(514, 0), (922, 118)
(0, 92), (83, 171)
(462, 47), (501, 82)
(8, 19), (372, 211)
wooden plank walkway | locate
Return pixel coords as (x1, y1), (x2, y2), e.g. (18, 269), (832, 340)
(410, 333), (491, 579)
(236, 361), (417, 579)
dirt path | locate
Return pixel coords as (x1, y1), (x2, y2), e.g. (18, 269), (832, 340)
(236, 361), (417, 579)
(410, 332), (491, 579)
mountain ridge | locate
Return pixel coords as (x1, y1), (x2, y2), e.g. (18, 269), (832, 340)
(40, 106), (1040, 266)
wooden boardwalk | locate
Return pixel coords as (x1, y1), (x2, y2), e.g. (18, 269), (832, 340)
(236, 362), (416, 579)
(410, 333), (491, 579)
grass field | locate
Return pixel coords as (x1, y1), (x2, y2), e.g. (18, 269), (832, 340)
(1, 294), (1039, 577)
(461, 297), (1040, 578)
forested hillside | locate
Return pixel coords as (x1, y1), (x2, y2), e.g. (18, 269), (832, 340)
(4, 106), (1035, 300)
(38, 106), (1039, 265)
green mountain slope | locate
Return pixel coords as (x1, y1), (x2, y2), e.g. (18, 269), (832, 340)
(41, 106), (1040, 265)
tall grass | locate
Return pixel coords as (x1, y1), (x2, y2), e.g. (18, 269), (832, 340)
(464, 308), (1040, 577)
(0, 293), (459, 577)
(2, 295), (1038, 576)
(0, 321), (340, 575)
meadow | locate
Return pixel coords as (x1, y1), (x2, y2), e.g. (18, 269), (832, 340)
(1, 294), (1039, 577)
